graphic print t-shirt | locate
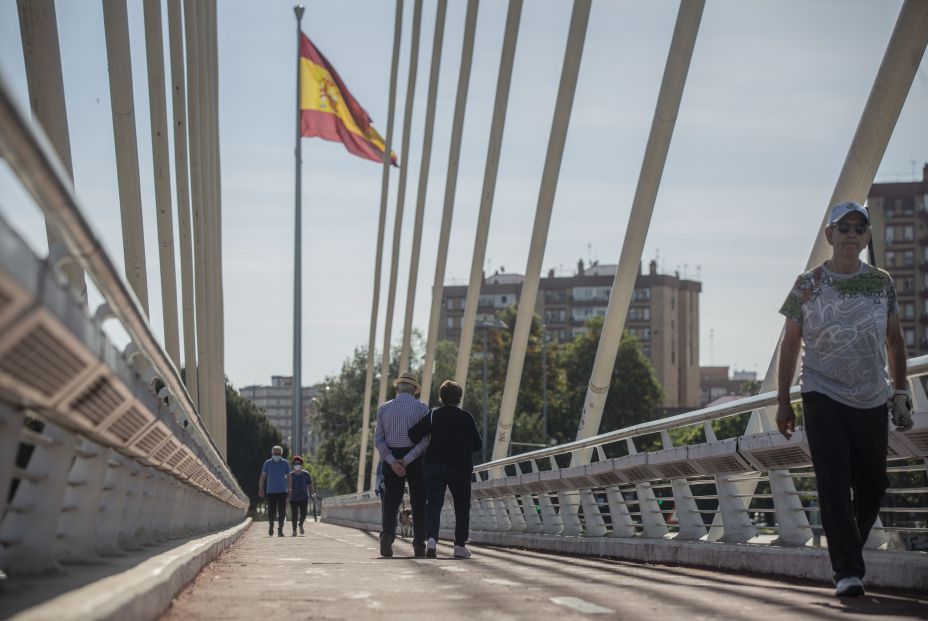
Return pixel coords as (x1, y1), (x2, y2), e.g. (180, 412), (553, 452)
(780, 261), (898, 408)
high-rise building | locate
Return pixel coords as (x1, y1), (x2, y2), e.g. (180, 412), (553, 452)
(239, 376), (322, 455)
(868, 163), (928, 356)
(439, 259), (702, 408)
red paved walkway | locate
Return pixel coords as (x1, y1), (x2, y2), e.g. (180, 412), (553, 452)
(160, 521), (928, 620)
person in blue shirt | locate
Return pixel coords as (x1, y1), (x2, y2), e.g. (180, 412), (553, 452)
(288, 455), (314, 536)
(258, 445), (291, 537)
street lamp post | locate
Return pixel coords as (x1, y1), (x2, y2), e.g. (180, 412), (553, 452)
(541, 323), (547, 443)
(481, 327), (488, 464)
(474, 318), (507, 464)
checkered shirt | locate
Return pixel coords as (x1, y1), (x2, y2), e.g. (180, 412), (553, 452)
(374, 392), (429, 465)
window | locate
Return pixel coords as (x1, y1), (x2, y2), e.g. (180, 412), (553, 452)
(902, 303), (915, 320)
(905, 329), (915, 347)
(633, 288), (651, 301)
(886, 251), (896, 267)
(904, 225), (914, 241)
(446, 317), (454, 330)
(479, 295), (493, 307)
(904, 250), (914, 267)
(903, 277), (914, 293)
(886, 227), (895, 243)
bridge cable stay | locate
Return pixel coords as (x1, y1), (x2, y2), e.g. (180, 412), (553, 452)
(529, 0), (705, 539)
(15, 0), (88, 304)
(142, 0), (182, 369)
(452, 0), (523, 394)
(102, 0), (151, 317)
(419, 0), (480, 405)
(371, 0), (425, 489)
(184, 0), (212, 434)
(357, 0), (405, 493)
(199, 0), (222, 455)
(569, 0), (704, 465)
(490, 0), (592, 467)
(398, 0), (448, 372)
(205, 0), (227, 457)
(167, 0), (200, 408)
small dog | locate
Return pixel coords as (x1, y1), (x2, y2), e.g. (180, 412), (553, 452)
(399, 502), (413, 538)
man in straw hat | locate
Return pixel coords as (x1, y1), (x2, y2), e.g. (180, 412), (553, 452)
(374, 370), (429, 558)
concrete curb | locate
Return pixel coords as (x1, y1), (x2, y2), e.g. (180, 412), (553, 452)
(322, 517), (928, 591)
(11, 518), (252, 621)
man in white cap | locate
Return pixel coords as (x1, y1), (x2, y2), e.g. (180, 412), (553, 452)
(776, 201), (913, 598)
(374, 370), (429, 558)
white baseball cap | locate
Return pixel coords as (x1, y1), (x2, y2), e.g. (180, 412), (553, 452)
(827, 201), (870, 227)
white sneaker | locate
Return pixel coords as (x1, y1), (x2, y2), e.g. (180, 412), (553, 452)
(453, 545), (471, 559)
(426, 538), (437, 558)
(834, 576), (865, 597)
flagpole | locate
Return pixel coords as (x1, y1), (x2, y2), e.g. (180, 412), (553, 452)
(292, 4), (305, 458)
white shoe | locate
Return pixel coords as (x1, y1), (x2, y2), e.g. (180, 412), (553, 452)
(834, 576), (865, 597)
(453, 545), (471, 559)
(426, 537), (437, 558)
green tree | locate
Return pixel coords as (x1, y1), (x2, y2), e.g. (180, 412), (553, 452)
(314, 331), (428, 493)
(427, 339), (459, 406)
(303, 456), (344, 495)
(226, 381), (284, 508)
(552, 317), (664, 446)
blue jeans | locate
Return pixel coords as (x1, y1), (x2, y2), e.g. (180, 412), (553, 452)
(424, 462), (472, 546)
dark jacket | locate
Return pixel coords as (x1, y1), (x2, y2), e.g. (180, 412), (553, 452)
(408, 404), (482, 472)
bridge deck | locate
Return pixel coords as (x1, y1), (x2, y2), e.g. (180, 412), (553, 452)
(159, 521), (926, 620)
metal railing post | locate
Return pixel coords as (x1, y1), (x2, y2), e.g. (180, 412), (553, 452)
(0, 422), (77, 574)
(56, 438), (107, 563)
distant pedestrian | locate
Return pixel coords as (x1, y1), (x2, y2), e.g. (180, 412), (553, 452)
(374, 371), (429, 558)
(258, 445), (291, 537)
(409, 380), (482, 559)
(288, 455), (314, 536)
(776, 201), (913, 598)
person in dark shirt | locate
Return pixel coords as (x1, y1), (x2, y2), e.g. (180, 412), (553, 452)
(409, 380), (482, 559)
(288, 455), (314, 536)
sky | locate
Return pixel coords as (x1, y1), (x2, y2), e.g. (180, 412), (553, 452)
(1, 0), (926, 391)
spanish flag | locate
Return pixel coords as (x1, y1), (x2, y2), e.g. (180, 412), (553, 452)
(299, 33), (397, 166)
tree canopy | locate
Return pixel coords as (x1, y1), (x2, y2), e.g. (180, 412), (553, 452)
(310, 306), (665, 493)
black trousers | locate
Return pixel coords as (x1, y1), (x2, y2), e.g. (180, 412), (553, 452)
(381, 448), (426, 549)
(267, 492), (288, 528)
(802, 391), (888, 581)
(424, 462), (472, 546)
(290, 499), (308, 528)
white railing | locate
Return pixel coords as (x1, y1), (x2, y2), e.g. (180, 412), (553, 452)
(0, 74), (246, 576)
(323, 361), (928, 574)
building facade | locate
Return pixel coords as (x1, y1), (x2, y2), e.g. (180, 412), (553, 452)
(439, 260), (702, 408)
(239, 376), (322, 456)
(699, 366), (757, 407)
(868, 163), (928, 356)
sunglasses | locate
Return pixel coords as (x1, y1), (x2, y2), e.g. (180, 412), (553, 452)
(834, 222), (869, 235)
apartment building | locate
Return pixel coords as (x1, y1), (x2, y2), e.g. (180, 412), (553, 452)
(239, 376), (322, 455)
(868, 163), (928, 356)
(439, 259), (702, 408)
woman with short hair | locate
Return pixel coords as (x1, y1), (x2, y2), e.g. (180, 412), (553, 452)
(409, 380), (482, 558)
